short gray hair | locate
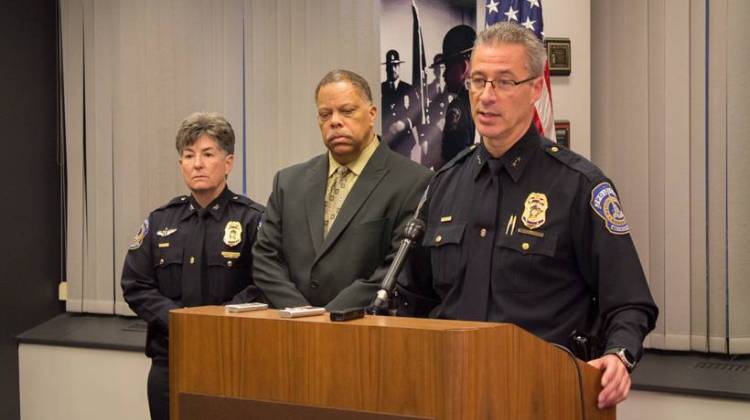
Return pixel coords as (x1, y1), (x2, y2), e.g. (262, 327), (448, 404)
(315, 69), (373, 104)
(475, 22), (546, 78)
(175, 112), (235, 155)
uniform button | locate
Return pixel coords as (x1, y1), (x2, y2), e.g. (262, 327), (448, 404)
(159, 258), (165, 265)
(189, 256), (195, 264)
(521, 242), (530, 251)
(180, 196), (186, 201)
(480, 228), (487, 238)
(311, 283), (318, 289)
(233, 196), (239, 200)
(550, 146), (559, 153)
(227, 260), (233, 267)
(435, 235), (443, 243)
(403, 301), (409, 307)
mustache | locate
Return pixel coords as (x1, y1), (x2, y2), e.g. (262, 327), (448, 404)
(326, 132), (352, 141)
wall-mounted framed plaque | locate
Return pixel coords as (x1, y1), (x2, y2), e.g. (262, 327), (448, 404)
(554, 120), (570, 149)
(545, 38), (571, 76)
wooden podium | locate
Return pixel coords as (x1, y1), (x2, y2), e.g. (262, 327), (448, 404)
(170, 306), (614, 420)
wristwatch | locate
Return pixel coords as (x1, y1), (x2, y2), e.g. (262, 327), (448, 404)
(606, 347), (636, 373)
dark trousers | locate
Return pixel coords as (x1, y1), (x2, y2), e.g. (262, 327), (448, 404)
(147, 359), (169, 420)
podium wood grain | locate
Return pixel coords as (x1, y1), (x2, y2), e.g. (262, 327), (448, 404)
(170, 306), (614, 420)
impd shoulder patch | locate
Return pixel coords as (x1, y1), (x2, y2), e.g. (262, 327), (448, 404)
(590, 182), (630, 235)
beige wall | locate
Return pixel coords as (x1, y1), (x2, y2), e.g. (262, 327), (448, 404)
(543, 0), (591, 157)
(725, 0), (750, 353)
(19, 344), (150, 420)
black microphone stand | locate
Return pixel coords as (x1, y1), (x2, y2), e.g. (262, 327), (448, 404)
(367, 218), (425, 315)
(367, 185), (430, 316)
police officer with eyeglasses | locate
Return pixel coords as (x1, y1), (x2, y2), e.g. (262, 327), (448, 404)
(397, 22), (657, 410)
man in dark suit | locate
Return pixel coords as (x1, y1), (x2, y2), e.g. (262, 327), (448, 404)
(253, 69), (432, 311)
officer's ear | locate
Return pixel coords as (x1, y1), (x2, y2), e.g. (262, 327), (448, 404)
(224, 153), (235, 177)
(529, 76), (544, 104)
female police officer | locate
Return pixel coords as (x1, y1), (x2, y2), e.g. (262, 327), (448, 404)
(121, 112), (264, 420)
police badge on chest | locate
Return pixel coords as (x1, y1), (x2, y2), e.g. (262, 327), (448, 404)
(223, 221), (242, 247)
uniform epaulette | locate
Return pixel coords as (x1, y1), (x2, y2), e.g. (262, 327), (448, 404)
(436, 144), (477, 176)
(157, 195), (190, 210)
(229, 193), (264, 213)
(541, 139), (603, 183)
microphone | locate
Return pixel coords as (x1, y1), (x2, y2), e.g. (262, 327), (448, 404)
(368, 186), (429, 315)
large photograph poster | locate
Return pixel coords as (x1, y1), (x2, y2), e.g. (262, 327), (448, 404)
(380, 0), (477, 170)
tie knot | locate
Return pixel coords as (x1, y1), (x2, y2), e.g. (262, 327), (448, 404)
(487, 159), (502, 176)
(336, 166), (350, 177)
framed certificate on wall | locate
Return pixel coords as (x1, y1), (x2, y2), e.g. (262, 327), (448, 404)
(555, 120), (570, 149)
(546, 38), (571, 76)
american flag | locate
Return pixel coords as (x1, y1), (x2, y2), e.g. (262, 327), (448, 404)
(485, 0), (556, 141)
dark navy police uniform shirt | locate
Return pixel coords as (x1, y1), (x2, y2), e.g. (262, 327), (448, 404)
(121, 187), (264, 360)
(400, 124), (657, 360)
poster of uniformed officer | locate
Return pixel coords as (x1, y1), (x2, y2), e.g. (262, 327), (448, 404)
(380, 0), (476, 170)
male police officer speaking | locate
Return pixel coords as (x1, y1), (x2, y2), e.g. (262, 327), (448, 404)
(398, 22), (658, 409)
(121, 112), (264, 420)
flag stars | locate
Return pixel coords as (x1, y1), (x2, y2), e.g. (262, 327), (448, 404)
(486, 0), (500, 14)
(527, 0), (540, 9)
(522, 16), (536, 31)
(504, 6), (519, 21)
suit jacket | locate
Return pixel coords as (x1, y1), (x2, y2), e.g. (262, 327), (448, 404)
(252, 141), (433, 311)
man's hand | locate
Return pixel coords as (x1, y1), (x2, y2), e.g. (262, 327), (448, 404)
(588, 354), (631, 409)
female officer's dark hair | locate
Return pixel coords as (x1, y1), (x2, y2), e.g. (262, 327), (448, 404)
(175, 112), (235, 155)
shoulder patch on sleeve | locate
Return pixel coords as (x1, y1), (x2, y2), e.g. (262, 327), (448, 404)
(590, 182), (630, 235)
(129, 219), (149, 250)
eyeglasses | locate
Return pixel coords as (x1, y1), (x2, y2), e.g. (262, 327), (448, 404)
(465, 75), (538, 93)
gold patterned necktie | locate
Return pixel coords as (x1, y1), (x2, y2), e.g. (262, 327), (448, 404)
(324, 166), (351, 237)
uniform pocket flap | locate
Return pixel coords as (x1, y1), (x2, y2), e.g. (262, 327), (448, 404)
(496, 230), (558, 257)
(423, 222), (466, 247)
(154, 247), (183, 267)
(207, 252), (244, 268)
